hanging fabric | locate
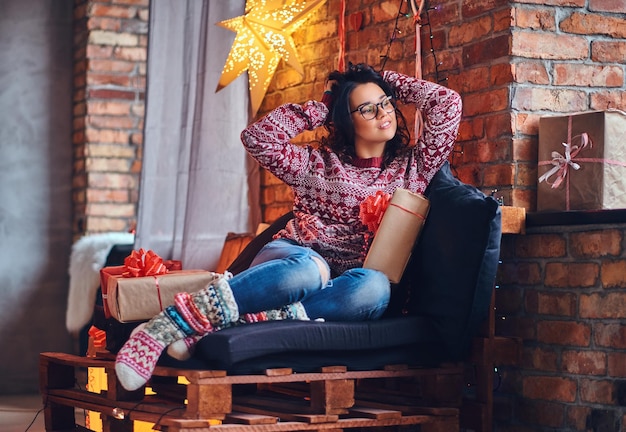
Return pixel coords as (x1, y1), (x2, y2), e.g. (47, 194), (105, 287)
(338, 0), (346, 71)
(135, 0), (258, 271)
(410, 0), (426, 142)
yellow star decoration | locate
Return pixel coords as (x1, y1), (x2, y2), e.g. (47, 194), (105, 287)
(216, 0), (326, 115)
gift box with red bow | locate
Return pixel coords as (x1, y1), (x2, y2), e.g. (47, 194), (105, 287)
(537, 110), (626, 212)
(100, 248), (219, 322)
(362, 188), (430, 283)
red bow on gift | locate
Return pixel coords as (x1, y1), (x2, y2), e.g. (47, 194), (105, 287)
(123, 248), (169, 277)
(359, 191), (391, 234)
(88, 325), (106, 348)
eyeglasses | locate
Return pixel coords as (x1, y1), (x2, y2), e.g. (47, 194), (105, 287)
(350, 96), (396, 120)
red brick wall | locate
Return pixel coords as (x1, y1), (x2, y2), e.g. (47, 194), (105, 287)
(496, 226), (626, 430)
(72, 0), (148, 236)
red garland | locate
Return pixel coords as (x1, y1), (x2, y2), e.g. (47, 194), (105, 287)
(359, 191), (391, 234)
(123, 248), (169, 277)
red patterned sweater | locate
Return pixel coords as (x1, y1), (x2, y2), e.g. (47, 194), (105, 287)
(241, 71), (462, 274)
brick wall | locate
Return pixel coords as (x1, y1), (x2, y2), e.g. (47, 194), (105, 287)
(498, 2), (625, 430)
(72, 0), (148, 236)
(496, 224), (626, 431)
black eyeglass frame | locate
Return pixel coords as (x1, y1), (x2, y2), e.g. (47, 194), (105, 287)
(349, 95), (396, 120)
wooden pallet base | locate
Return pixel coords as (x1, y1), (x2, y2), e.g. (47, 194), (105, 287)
(40, 352), (463, 432)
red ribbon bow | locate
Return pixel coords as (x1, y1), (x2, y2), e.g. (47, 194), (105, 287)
(123, 248), (169, 277)
(88, 325), (106, 348)
(359, 191), (391, 234)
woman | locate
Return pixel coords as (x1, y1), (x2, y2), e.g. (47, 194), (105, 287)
(115, 63), (462, 391)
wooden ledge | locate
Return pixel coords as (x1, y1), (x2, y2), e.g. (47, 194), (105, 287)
(501, 206), (526, 235)
(527, 208), (626, 227)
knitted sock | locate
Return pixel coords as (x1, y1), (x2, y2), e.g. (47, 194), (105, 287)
(166, 334), (204, 361)
(166, 302), (310, 361)
(115, 277), (239, 391)
(240, 302), (310, 323)
(128, 322), (202, 362)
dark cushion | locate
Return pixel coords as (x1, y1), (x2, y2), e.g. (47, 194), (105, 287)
(398, 162), (501, 360)
(170, 161), (501, 371)
(160, 316), (440, 373)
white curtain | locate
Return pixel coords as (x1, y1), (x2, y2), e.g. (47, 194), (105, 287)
(135, 0), (259, 270)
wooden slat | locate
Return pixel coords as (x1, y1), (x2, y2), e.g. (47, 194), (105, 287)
(163, 414), (448, 432)
(348, 407), (402, 419)
(225, 413), (278, 425)
(232, 403), (338, 424)
(264, 368), (293, 376)
(194, 366), (463, 385)
(469, 336), (522, 365)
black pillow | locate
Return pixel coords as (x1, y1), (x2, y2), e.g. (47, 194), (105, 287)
(400, 161), (502, 361)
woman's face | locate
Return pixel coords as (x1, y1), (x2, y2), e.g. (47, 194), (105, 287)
(348, 82), (397, 158)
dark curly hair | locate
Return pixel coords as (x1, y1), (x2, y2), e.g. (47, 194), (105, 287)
(320, 63), (411, 167)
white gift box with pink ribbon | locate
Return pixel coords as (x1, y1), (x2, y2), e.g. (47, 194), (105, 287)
(537, 110), (626, 212)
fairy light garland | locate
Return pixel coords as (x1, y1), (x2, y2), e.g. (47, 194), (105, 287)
(378, 0), (446, 85)
(378, 0), (408, 72)
(420, 1), (448, 84)
(378, 0), (462, 171)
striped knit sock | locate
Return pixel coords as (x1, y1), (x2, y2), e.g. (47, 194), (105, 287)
(240, 302), (310, 324)
(115, 277), (239, 391)
(166, 302), (310, 361)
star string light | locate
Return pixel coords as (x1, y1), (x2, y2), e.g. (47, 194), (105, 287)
(216, 0), (326, 115)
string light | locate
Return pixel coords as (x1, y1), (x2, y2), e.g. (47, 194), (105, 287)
(420, 1), (447, 84)
(378, 0), (408, 72)
(378, 1), (463, 173)
(379, 0), (446, 85)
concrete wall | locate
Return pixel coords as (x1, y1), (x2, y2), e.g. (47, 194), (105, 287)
(0, 0), (74, 394)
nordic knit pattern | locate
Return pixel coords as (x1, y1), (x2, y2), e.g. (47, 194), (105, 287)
(117, 284), (311, 388)
(241, 71), (462, 274)
(241, 302), (309, 324)
(115, 277), (240, 391)
(167, 302), (310, 361)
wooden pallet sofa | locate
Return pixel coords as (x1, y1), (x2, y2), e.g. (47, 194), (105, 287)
(40, 162), (521, 432)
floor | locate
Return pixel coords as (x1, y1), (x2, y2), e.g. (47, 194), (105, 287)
(0, 393), (87, 432)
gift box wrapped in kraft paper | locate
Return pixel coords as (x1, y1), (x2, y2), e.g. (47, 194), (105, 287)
(101, 266), (219, 322)
(537, 110), (626, 211)
(363, 188), (430, 283)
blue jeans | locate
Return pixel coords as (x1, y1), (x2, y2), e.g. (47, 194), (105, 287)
(227, 239), (390, 321)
